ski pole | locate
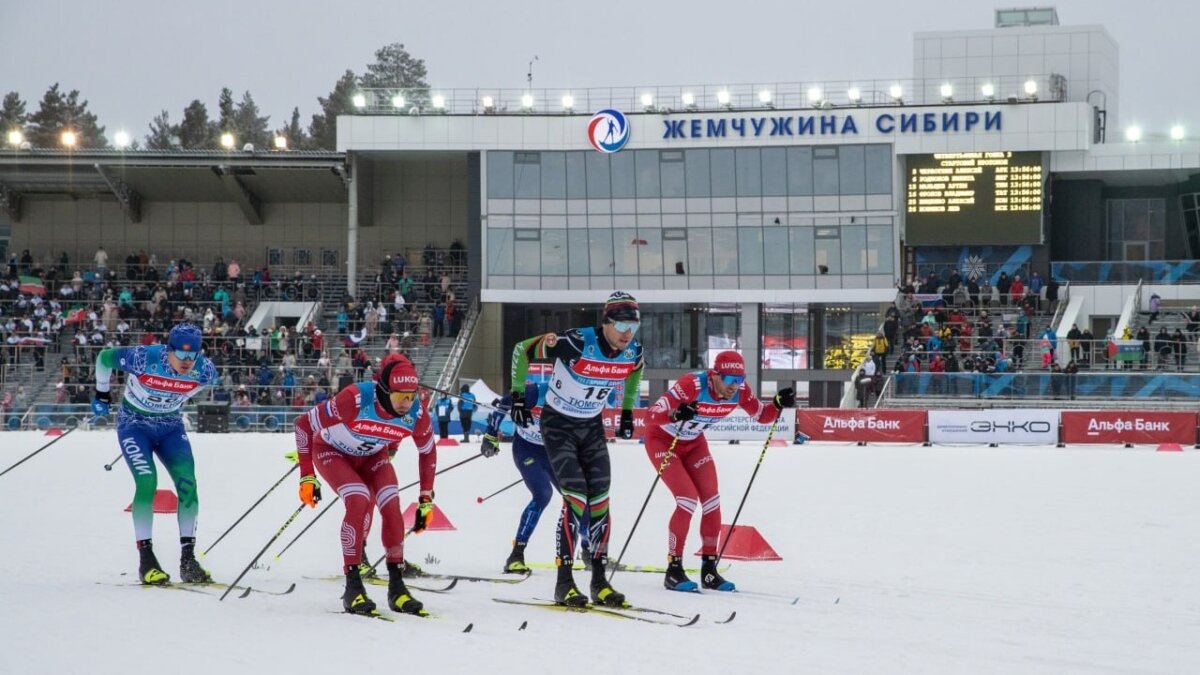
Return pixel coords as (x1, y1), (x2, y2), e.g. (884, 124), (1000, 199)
(476, 478), (523, 504)
(220, 504), (306, 601)
(202, 464), (298, 558)
(716, 418), (780, 566)
(274, 453), (483, 561)
(608, 422), (684, 582)
(0, 426), (79, 479)
(103, 452), (123, 471)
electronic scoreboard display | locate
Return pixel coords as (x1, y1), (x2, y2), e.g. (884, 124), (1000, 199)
(904, 151), (1044, 245)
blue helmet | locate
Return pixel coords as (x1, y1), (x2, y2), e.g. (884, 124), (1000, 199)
(168, 323), (203, 355)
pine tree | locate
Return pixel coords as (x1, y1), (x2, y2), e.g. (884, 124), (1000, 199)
(233, 90), (271, 149)
(216, 87), (236, 132)
(2, 92), (27, 138)
(27, 83), (108, 148)
(276, 107), (308, 150)
(308, 70), (357, 151)
(358, 42), (430, 100)
(178, 99), (215, 149)
(144, 110), (178, 150)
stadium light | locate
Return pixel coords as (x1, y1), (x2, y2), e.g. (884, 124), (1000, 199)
(981, 82), (995, 100)
(758, 89), (773, 107)
(273, 135), (288, 150)
(60, 130), (77, 148)
(1024, 79), (1038, 99)
(940, 83), (953, 102)
(220, 132), (235, 149)
(681, 91), (696, 109)
(1124, 126), (1142, 142)
(640, 93), (654, 111)
(113, 130), (131, 149)
(806, 86), (823, 107)
(889, 84), (903, 103)
(561, 94), (575, 111)
(847, 87), (862, 105)
(352, 93), (367, 108)
(8, 130), (24, 146)
(431, 94), (446, 110)
(521, 93), (534, 110)
(1170, 125), (1185, 141)
(716, 90), (731, 107)
(481, 95), (495, 112)
(392, 94), (406, 109)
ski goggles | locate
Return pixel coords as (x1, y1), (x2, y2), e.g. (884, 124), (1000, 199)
(717, 374), (745, 387)
(609, 320), (640, 334)
(173, 350), (199, 362)
(389, 390), (418, 404)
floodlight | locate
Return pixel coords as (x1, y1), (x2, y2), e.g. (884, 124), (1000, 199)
(273, 135), (287, 150)
(1124, 126), (1142, 142)
(1023, 80), (1038, 97)
(640, 93), (654, 109)
(981, 82), (995, 99)
(806, 86), (822, 105)
(847, 87), (862, 104)
(521, 93), (534, 109)
(220, 132), (235, 149)
(113, 130), (131, 148)
(352, 93), (367, 108)
(889, 84), (903, 102)
(681, 92), (696, 107)
(61, 130), (77, 148)
(561, 94), (575, 111)
(1170, 125), (1185, 141)
(716, 90), (731, 106)
(431, 94), (446, 110)
(7, 130), (23, 146)
(481, 95), (495, 110)
(392, 94), (406, 109)
(940, 83), (953, 101)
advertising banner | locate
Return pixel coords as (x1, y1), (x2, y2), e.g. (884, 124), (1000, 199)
(796, 409), (926, 443)
(927, 409), (1058, 444)
(601, 408), (648, 440)
(1060, 411), (1197, 445)
(705, 408), (795, 442)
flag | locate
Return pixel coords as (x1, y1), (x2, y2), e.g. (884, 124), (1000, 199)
(18, 276), (45, 296)
(65, 308), (88, 325)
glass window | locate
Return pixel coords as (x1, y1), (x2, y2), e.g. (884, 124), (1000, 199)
(838, 145), (865, 195)
(541, 230), (568, 275)
(762, 148), (787, 196)
(814, 227), (841, 273)
(514, 153), (541, 199)
(738, 227), (764, 274)
(488, 228), (514, 274)
(735, 148), (762, 197)
(566, 152), (587, 199)
(763, 227), (789, 274)
(585, 152), (611, 198)
(588, 228), (613, 274)
(663, 228), (688, 275)
(661, 151), (685, 198)
(541, 152), (566, 199)
(865, 145), (892, 194)
(568, 228), (590, 275)
(636, 228), (663, 275)
(789, 227), (814, 275)
(712, 228), (739, 274)
(487, 151), (514, 198)
(514, 228), (540, 274)
(710, 149), (736, 197)
(685, 149), (710, 197)
(867, 224), (893, 273)
(813, 147), (839, 195)
(612, 228), (638, 274)
(610, 152), (635, 198)
(635, 150), (660, 198)
(688, 228), (714, 275)
(786, 147), (813, 196)
(841, 225), (866, 273)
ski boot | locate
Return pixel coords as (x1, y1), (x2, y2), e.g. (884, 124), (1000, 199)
(553, 559), (588, 608)
(401, 560), (428, 578)
(342, 565), (377, 615)
(590, 560), (627, 608)
(503, 540), (529, 574)
(178, 537), (213, 583)
(358, 544), (378, 580)
(701, 554), (735, 591)
(664, 555), (698, 592)
(386, 563), (427, 615)
(137, 539), (170, 585)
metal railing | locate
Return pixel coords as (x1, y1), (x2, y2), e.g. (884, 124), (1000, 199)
(887, 371), (1200, 404)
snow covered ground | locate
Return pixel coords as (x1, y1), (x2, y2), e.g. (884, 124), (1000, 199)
(1, 430), (1197, 675)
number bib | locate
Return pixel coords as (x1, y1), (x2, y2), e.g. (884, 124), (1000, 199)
(119, 346), (212, 414)
(660, 372), (739, 440)
(320, 383), (424, 456)
(545, 328), (639, 419)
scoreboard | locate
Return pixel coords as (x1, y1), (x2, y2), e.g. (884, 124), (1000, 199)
(904, 151), (1044, 245)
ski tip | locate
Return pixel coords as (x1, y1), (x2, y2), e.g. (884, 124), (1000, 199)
(518, 620), (528, 631)
(789, 596), (799, 605)
(716, 611), (737, 624)
(284, 582), (297, 594)
(238, 586), (252, 599)
(462, 623), (474, 633)
(834, 597), (840, 604)
(681, 614), (700, 627)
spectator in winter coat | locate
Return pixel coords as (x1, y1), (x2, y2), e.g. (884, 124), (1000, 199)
(996, 273), (1011, 306)
(1010, 275), (1025, 304)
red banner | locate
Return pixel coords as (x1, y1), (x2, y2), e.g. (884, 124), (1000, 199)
(796, 409), (926, 443)
(1060, 411), (1197, 445)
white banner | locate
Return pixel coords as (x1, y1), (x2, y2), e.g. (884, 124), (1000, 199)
(927, 409), (1058, 445)
(706, 410), (795, 441)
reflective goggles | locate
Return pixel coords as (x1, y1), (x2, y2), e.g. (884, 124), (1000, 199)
(389, 390), (418, 404)
(173, 350), (199, 362)
(610, 320), (640, 334)
(717, 374), (745, 387)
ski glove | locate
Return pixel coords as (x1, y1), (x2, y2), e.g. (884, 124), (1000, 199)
(481, 434), (500, 458)
(91, 389), (112, 417)
(412, 495), (435, 533)
(670, 401), (699, 423)
(510, 390), (532, 428)
(773, 387), (796, 410)
(299, 475), (322, 508)
(619, 409), (635, 439)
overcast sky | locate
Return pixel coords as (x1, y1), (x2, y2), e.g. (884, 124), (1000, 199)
(2, 0), (1195, 142)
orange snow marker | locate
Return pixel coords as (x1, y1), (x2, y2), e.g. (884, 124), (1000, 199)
(402, 502), (457, 531)
(1156, 443), (1184, 452)
(696, 524), (781, 561)
(124, 489), (179, 514)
